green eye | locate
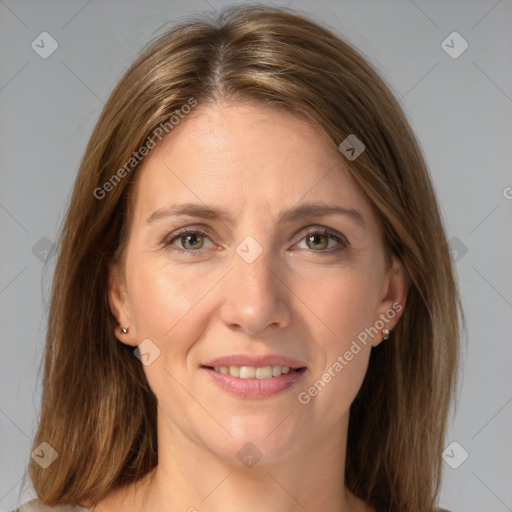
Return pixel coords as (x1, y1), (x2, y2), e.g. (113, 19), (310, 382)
(179, 232), (206, 250)
(164, 228), (214, 253)
(299, 229), (348, 253)
(305, 233), (330, 250)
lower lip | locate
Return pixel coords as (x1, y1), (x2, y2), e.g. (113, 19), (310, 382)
(202, 367), (307, 398)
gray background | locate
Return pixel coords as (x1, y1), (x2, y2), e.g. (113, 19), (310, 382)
(1, 1), (511, 511)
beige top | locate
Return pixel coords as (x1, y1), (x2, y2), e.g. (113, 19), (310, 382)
(10, 500), (94, 512)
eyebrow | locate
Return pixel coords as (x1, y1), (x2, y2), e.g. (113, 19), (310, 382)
(146, 201), (365, 227)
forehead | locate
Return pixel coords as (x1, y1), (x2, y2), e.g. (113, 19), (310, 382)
(130, 102), (371, 223)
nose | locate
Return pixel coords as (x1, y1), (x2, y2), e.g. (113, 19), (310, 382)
(219, 244), (292, 336)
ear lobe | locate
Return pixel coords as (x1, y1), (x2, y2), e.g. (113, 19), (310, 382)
(373, 255), (410, 344)
(108, 262), (138, 346)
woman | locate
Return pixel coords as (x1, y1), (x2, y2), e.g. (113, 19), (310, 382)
(15, 5), (461, 512)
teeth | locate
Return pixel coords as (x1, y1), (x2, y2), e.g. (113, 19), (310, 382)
(211, 365), (295, 378)
(255, 366), (272, 379)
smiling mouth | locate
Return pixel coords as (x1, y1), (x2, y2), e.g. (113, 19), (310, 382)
(201, 365), (306, 379)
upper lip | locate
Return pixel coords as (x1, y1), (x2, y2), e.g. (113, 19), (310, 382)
(202, 354), (307, 369)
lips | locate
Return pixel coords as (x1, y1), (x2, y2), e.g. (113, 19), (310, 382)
(200, 354), (308, 398)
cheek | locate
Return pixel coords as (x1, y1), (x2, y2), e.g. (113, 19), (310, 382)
(293, 264), (380, 416)
(298, 300), (373, 425)
(299, 262), (382, 345)
(125, 256), (218, 404)
(127, 255), (213, 341)
(299, 345), (371, 428)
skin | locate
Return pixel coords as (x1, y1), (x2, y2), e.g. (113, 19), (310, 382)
(99, 102), (409, 512)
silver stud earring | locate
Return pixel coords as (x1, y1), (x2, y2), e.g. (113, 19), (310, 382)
(382, 328), (390, 340)
(121, 326), (129, 334)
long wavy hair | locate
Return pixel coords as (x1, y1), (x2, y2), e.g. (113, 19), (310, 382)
(22, 5), (463, 512)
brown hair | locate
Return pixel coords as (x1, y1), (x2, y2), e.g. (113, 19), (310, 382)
(23, 5), (463, 512)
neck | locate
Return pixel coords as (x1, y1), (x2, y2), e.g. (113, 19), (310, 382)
(128, 406), (367, 512)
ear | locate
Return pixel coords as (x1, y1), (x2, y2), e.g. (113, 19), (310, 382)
(108, 261), (138, 347)
(371, 254), (410, 347)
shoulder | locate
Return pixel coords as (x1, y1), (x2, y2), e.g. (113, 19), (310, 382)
(9, 498), (94, 512)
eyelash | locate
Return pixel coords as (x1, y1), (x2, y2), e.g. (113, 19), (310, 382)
(163, 226), (349, 257)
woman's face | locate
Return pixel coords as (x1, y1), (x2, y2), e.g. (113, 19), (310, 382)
(109, 102), (408, 465)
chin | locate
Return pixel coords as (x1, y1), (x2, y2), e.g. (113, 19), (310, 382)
(197, 415), (306, 468)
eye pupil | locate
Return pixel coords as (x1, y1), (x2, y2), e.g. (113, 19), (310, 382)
(182, 233), (203, 250)
(307, 233), (328, 250)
